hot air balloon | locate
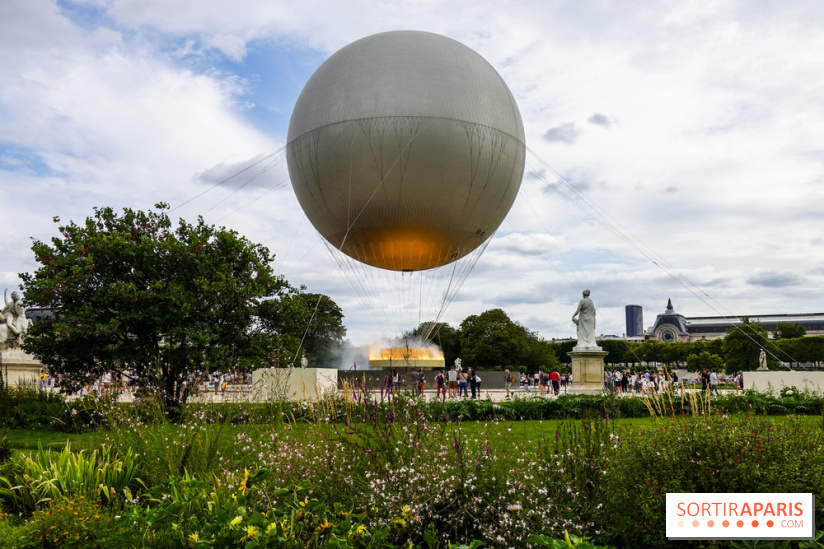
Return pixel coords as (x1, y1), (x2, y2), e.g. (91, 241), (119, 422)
(287, 30), (525, 340)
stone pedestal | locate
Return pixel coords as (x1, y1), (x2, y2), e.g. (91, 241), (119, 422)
(0, 347), (43, 387)
(569, 348), (607, 395)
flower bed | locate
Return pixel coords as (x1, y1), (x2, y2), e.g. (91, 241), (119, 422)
(1, 387), (823, 547)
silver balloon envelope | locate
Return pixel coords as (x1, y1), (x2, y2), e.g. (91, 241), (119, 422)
(287, 30), (526, 272)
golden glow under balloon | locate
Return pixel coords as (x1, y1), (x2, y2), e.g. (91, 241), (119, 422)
(368, 346), (445, 370)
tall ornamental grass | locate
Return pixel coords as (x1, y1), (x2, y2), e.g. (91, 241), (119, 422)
(0, 443), (143, 514)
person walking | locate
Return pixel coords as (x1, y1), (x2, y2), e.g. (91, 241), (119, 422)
(469, 368), (477, 398)
(447, 366), (458, 398)
(550, 369), (560, 396)
(473, 371), (482, 397)
(435, 370), (446, 399)
(458, 369), (469, 398)
(709, 370), (718, 395)
(504, 369), (514, 398)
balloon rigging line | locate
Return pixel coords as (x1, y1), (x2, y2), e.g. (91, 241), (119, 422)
(212, 183), (280, 224)
(170, 146), (286, 212)
(201, 157), (286, 216)
(510, 171), (648, 365)
(292, 292), (325, 364)
(514, 174), (585, 292)
(526, 148), (798, 365)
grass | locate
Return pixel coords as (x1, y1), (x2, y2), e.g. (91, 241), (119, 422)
(3, 429), (98, 453)
(6, 414), (818, 456)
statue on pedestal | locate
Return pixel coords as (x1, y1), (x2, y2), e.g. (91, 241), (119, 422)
(1, 289), (32, 346)
(756, 349), (769, 371)
(572, 289), (599, 350)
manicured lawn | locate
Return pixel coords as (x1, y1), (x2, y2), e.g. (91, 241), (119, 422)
(7, 413), (818, 456)
(3, 429), (98, 453)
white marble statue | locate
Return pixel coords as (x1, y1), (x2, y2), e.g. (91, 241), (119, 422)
(572, 289), (598, 350)
(757, 348), (768, 371)
(1, 289), (32, 344)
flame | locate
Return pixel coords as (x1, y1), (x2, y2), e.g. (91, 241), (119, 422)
(369, 347), (444, 361)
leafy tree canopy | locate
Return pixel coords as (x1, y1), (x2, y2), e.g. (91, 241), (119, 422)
(685, 351), (724, 373)
(523, 333), (560, 373)
(773, 321), (806, 340)
(722, 318), (777, 374)
(459, 309), (529, 370)
(21, 204), (294, 408)
(259, 292), (346, 369)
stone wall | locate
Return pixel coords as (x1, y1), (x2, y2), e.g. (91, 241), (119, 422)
(743, 371), (824, 394)
(251, 367), (338, 402)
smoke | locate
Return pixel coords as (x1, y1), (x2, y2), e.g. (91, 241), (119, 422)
(329, 344), (371, 371)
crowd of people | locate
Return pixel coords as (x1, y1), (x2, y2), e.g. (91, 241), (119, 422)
(604, 368), (746, 394)
(382, 366), (575, 398)
(385, 366), (485, 399)
(31, 369), (255, 400)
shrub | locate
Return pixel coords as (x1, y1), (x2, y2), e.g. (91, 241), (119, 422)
(0, 508), (25, 548)
(19, 492), (116, 548)
(0, 386), (66, 430)
(596, 415), (824, 548)
(113, 471), (396, 548)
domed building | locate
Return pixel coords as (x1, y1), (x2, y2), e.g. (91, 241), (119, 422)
(646, 299), (824, 341)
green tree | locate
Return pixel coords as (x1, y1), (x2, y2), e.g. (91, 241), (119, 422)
(597, 339), (632, 365)
(722, 319), (777, 374)
(523, 331), (560, 372)
(260, 292), (346, 368)
(779, 336), (824, 367)
(639, 339), (666, 366)
(408, 322), (461, 367)
(22, 204), (291, 409)
(459, 309), (529, 370)
(773, 321), (806, 340)
(685, 351), (724, 373)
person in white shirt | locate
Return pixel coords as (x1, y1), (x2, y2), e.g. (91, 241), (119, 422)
(709, 371), (719, 394)
(447, 366), (458, 398)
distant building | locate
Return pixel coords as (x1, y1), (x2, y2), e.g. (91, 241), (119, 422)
(625, 305), (643, 338)
(26, 307), (54, 323)
(647, 299), (824, 341)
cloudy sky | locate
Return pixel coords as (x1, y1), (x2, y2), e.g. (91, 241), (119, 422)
(2, 0), (824, 348)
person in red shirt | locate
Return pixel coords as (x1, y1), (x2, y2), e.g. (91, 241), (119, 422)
(550, 370), (560, 396)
